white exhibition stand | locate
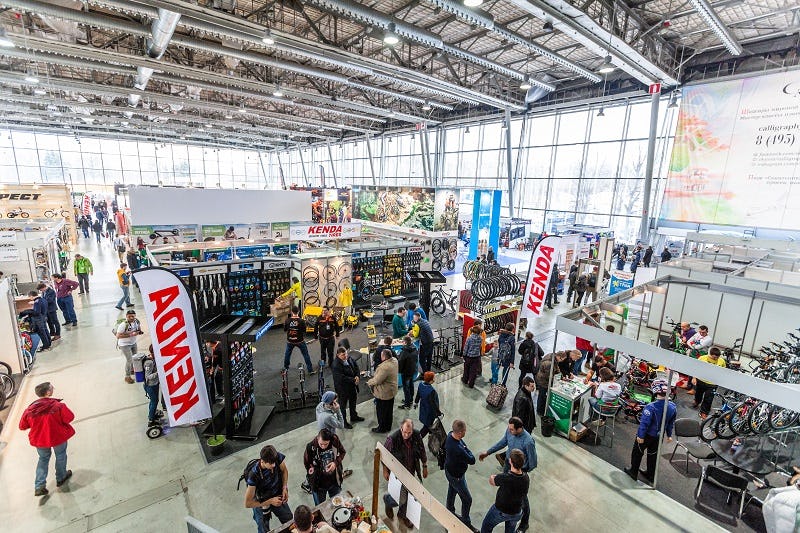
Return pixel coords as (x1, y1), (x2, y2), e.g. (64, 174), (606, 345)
(0, 278), (24, 374)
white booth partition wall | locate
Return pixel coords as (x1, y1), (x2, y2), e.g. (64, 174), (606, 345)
(0, 278), (24, 374)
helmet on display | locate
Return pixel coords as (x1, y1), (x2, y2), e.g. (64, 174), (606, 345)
(651, 378), (669, 396)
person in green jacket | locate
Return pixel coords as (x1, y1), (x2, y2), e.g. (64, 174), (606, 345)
(73, 254), (93, 294)
(392, 307), (408, 339)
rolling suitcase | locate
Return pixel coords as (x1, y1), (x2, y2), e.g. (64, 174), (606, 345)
(486, 367), (510, 409)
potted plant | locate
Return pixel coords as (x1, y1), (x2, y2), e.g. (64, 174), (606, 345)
(207, 434), (226, 456)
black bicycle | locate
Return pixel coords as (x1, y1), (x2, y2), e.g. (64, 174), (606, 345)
(430, 286), (458, 316)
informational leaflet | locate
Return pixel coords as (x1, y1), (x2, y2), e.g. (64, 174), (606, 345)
(405, 493), (422, 529)
(387, 472), (402, 503)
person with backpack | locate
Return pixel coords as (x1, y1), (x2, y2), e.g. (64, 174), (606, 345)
(572, 274), (588, 308)
(414, 371), (442, 439)
(496, 324), (516, 386)
(461, 325), (484, 388)
(397, 335), (419, 409)
(243, 445), (292, 533)
(283, 306), (314, 374)
(516, 332), (543, 389)
(73, 254), (93, 294)
(115, 262), (134, 310)
(444, 419), (479, 533)
(303, 428), (346, 505)
(116, 310), (144, 384)
(91, 219), (103, 244)
(113, 234), (128, 262)
(512, 376), (536, 433)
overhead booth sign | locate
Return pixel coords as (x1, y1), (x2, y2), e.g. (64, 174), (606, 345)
(289, 222), (361, 241)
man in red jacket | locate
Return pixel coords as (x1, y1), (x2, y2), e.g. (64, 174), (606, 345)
(19, 382), (75, 496)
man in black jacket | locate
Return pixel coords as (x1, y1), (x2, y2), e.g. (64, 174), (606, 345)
(516, 332), (543, 389)
(512, 377), (536, 433)
(544, 263), (560, 309)
(397, 336), (418, 409)
(383, 419), (427, 529)
(314, 307), (341, 368)
(444, 419), (479, 533)
(284, 306), (314, 374)
(372, 336), (392, 372)
(37, 282), (60, 341)
(412, 312), (434, 372)
(303, 428), (346, 505)
(331, 347), (364, 428)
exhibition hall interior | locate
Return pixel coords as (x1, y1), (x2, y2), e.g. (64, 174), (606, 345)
(0, 0), (799, 532)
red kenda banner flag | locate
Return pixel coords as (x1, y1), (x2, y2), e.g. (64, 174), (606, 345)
(132, 267), (211, 426)
(519, 235), (561, 330)
(81, 194), (91, 216)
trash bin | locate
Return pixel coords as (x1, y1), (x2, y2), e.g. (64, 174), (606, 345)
(541, 416), (555, 438)
(132, 353), (146, 383)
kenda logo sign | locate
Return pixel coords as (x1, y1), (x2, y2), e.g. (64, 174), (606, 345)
(290, 223), (362, 241)
(520, 236), (561, 327)
(133, 268), (210, 426)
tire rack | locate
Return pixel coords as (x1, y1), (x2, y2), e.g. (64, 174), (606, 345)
(200, 315), (274, 440)
(431, 237), (457, 273)
(295, 253), (352, 310)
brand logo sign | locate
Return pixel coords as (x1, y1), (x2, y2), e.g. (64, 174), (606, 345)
(519, 235), (561, 328)
(133, 267), (211, 426)
(0, 193), (42, 201)
(289, 223), (361, 241)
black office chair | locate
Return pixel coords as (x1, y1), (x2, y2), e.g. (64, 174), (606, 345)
(670, 418), (717, 473)
(694, 465), (752, 519)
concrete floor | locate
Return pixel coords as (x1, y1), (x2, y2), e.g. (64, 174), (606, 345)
(0, 239), (726, 533)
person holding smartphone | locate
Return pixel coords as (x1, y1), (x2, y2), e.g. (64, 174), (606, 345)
(116, 310), (143, 384)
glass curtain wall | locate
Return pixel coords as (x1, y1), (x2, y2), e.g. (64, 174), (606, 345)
(0, 130), (275, 192)
(279, 99), (678, 244)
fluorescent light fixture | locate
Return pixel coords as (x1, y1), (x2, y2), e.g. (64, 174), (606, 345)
(198, 127), (205, 132)
(387, 110), (396, 117)
(238, 102), (247, 113)
(519, 76), (532, 90)
(463, 0), (484, 6)
(0, 28), (14, 48)
(596, 55), (615, 74)
(383, 23), (399, 46)
(421, 100), (432, 111)
(272, 86), (284, 97)
(206, 123), (213, 128)
(597, 107), (605, 117)
(33, 88), (46, 95)
(24, 71), (39, 84)
(686, 0), (742, 55)
(261, 28), (275, 45)
(224, 113), (233, 119)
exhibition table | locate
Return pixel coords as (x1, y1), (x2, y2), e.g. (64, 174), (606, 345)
(710, 439), (774, 476)
(267, 491), (389, 533)
(546, 377), (592, 437)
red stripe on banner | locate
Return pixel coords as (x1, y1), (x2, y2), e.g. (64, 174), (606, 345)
(519, 235), (561, 330)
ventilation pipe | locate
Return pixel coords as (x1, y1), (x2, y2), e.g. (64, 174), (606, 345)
(128, 8), (180, 107)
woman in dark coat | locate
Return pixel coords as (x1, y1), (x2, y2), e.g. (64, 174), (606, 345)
(414, 371), (441, 438)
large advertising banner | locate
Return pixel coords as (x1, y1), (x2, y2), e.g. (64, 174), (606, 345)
(352, 186), (435, 230)
(130, 225), (199, 244)
(519, 235), (561, 331)
(660, 70), (800, 229)
(132, 267), (211, 426)
(290, 186), (352, 223)
(433, 189), (460, 232)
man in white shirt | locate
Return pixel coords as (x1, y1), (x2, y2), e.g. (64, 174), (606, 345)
(686, 325), (713, 355)
(116, 310), (144, 384)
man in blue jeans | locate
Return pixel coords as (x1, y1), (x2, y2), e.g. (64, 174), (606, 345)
(444, 419), (479, 532)
(244, 445), (293, 533)
(479, 417), (538, 532)
(52, 273), (79, 326)
(283, 306), (315, 374)
(18, 382), (75, 496)
(481, 449), (529, 533)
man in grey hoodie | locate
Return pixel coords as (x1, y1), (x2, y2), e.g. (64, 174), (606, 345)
(316, 391), (344, 434)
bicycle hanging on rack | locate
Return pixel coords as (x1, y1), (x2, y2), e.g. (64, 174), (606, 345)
(2, 208), (29, 219)
(430, 286), (458, 316)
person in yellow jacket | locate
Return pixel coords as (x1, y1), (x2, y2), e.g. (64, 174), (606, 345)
(339, 285), (353, 316)
(281, 277), (302, 310)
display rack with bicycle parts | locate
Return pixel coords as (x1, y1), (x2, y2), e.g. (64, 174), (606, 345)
(200, 315), (274, 440)
(276, 355), (330, 413)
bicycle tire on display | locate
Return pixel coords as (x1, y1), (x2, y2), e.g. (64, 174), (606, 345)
(727, 404), (752, 436)
(323, 265), (337, 281)
(431, 296), (446, 316)
(769, 405), (799, 430)
(0, 360), (11, 375)
(700, 415), (719, 443)
(0, 373), (15, 399)
(432, 259), (442, 271)
(747, 401), (773, 434)
(432, 239), (442, 257)
(715, 413), (736, 439)
(446, 259), (455, 271)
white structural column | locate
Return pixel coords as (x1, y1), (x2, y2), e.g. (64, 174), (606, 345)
(504, 108), (515, 217)
(640, 89), (661, 242)
(365, 133), (378, 185)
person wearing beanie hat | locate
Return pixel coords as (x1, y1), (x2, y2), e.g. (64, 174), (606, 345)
(316, 391), (344, 434)
(414, 371), (442, 439)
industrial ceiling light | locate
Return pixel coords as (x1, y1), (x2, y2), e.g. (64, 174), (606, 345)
(667, 91), (679, 108)
(224, 112), (233, 119)
(383, 23), (400, 46)
(261, 28), (275, 46)
(387, 110), (396, 117)
(206, 123), (213, 128)
(272, 85), (284, 97)
(686, 0), (742, 55)
(238, 101), (247, 113)
(465, 125), (471, 134)
(0, 28), (14, 48)
(519, 76), (532, 90)
(597, 107), (605, 117)
(421, 100), (432, 111)
(542, 20), (554, 33)
(33, 88), (46, 96)
(596, 56), (615, 74)
(463, 0), (484, 6)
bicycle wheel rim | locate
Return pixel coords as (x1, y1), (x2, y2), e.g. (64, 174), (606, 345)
(700, 415), (718, 442)
(431, 297), (446, 316)
(747, 401), (772, 434)
(0, 361), (11, 375)
(715, 413), (736, 438)
(0, 374), (15, 398)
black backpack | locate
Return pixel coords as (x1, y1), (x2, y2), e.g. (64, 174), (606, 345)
(237, 458), (260, 492)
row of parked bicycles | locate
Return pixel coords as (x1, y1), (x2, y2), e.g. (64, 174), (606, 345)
(0, 360), (17, 411)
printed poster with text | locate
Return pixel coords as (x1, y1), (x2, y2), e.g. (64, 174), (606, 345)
(660, 70), (800, 230)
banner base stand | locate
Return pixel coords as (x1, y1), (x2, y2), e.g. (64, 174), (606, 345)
(202, 404), (274, 441)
